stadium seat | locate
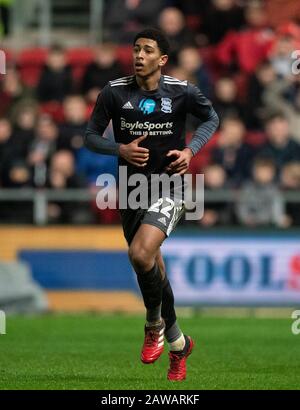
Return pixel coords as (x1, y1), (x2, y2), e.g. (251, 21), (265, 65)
(199, 45), (220, 80)
(116, 45), (133, 75)
(188, 132), (219, 175)
(245, 131), (266, 147)
(17, 47), (48, 87)
(66, 47), (94, 83)
(39, 102), (65, 123)
(186, 14), (202, 32)
(1, 48), (15, 67)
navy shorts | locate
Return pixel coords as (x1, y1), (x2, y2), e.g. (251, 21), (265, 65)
(119, 196), (185, 245)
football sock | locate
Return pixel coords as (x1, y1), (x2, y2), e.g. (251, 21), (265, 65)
(136, 263), (163, 323)
(146, 306), (162, 326)
(161, 276), (177, 331)
(165, 321), (183, 345)
(168, 332), (186, 352)
(146, 316), (163, 327)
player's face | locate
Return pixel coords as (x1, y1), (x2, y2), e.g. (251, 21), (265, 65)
(133, 38), (168, 77)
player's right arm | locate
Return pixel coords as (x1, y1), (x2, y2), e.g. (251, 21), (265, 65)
(84, 85), (120, 156)
(84, 85), (149, 167)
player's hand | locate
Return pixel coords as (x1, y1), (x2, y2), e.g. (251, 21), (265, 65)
(119, 134), (149, 167)
(165, 148), (193, 175)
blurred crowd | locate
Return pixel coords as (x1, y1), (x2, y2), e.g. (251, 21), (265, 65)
(1, 0), (300, 227)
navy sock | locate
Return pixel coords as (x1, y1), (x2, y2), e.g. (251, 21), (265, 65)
(161, 276), (177, 331)
(136, 263), (163, 311)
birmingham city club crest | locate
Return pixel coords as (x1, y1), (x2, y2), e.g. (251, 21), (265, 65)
(161, 98), (172, 113)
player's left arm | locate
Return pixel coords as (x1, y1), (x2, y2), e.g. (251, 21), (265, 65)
(166, 84), (219, 175)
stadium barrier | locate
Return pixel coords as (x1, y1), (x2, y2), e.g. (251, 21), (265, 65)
(0, 188), (300, 225)
(0, 226), (299, 311)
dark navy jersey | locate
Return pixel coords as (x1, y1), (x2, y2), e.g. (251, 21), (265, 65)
(86, 75), (219, 180)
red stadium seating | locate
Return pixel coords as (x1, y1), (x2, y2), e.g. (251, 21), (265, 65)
(17, 47), (48, 87)
(1, 48), (15, 67)
(66, 47), (94, 83)
(188, 132), (219, 175)
(39, 101), (65, 123)
(116, 45), (133, 75)
(245, 131), (266, 147)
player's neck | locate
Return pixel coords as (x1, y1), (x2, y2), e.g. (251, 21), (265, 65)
(135, 70), (161, 91)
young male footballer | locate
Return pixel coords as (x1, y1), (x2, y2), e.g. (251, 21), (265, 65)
(85, 28), (219, 381)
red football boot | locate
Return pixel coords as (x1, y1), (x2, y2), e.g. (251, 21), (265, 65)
(167, 336), (194, 381)
(141, 319), (165, 364)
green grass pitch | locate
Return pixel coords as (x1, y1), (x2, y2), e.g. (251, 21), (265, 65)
(0, 314), (299, 390)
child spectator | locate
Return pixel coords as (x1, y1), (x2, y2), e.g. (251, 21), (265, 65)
(213, 76), (245, 121)
(260, 113), (300, 172)
(27, 115), (60, 187)
(263, 74), (300, 142)
(236, 157), (287, 227)
(212, 116), (255, 186)
(177, 46), (212, 98)
(59, 95), (88, 151)
(199, 163), (233, 227)
(280, 162), (300, 226)
(46, 150), (91, 224)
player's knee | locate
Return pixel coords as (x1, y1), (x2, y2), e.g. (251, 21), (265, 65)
(128, 244), (153, 272)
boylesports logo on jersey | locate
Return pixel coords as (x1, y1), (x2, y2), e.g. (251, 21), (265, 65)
(120, 117), (173, 136)
(139, 98), (156, 114)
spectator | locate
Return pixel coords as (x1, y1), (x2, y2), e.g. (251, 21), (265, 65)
(169, 0), (206, 35)
(0, 159), (33, 223)
(198, 163), (233, 227)
(259, 114), (300, 173)
(212, 116), (256, 186)
(28, 115), (60, 187)
(103, 0), (164, 43)
(59, 95), (88, 152)
(244, 60), (276, 130)
(201, 0), (245, 45)
(280, 162), (300, 226)
(217, 0), (274, 74)
(46, 150), (91, 224)
(37, 45), (73, 102)
(76, 120), (118, 185)
(10, 103), (38, 160)
(269, 34), (296, 79)
(177, 46), (213, 98)
(236, 157), (287, 227)
(1, 159), (32, 188)
(0, 117), (14, 184)
(81, 43), (125, 103)
(0, 66), (30, 116)
(263, 74), (300, 142)
(213, 77), (245, 121)
(158, 7), (196, 64)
